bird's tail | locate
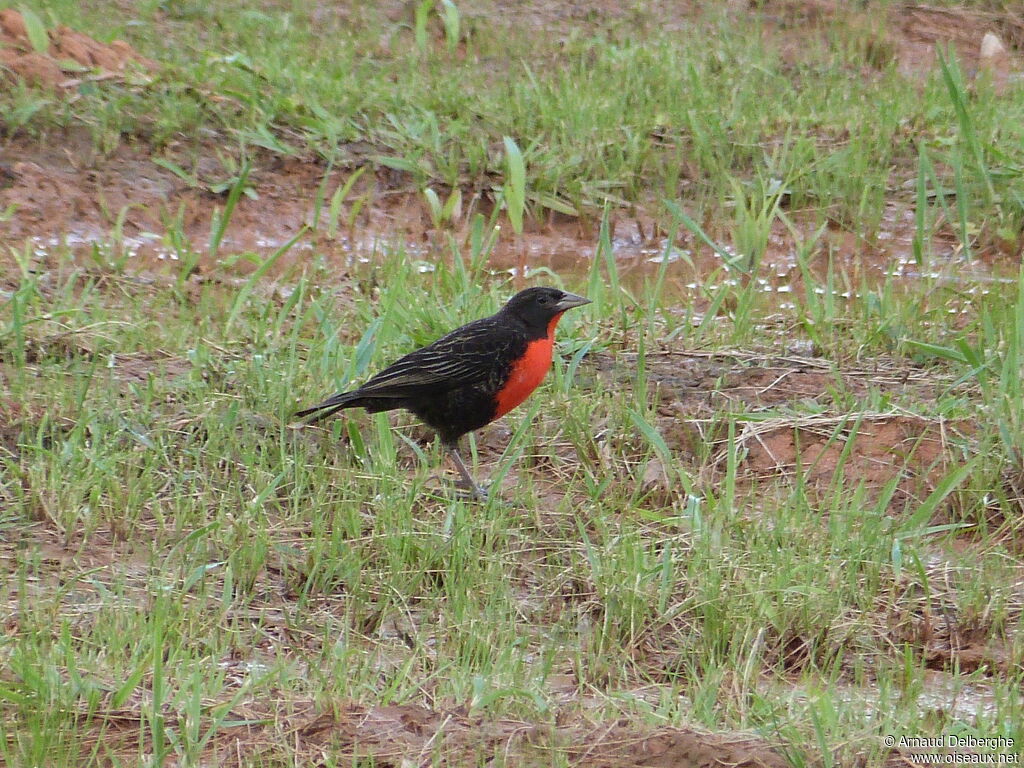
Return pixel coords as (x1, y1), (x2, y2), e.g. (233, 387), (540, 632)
(294, 391), (361, 425)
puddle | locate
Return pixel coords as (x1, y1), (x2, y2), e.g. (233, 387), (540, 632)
(3, 130), (1017, 314)
(12, 204), (1011, 314)
(770, 670), (1014, 732)
(3, 0), (1023, 308)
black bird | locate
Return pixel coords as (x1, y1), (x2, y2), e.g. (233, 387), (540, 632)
(296, 286), (591, 498)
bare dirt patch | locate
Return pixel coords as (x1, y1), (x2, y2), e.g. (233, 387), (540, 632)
(738, 413), (959, 509)
(64, 698), (791, 768)
(763, 0), (1022, 86)
(0, 9), (154, 89)
(887, 555), (1023, 679)
(2, 127), (999, 342)
(0, 132), (327, 265)
(894, 4), (1023, 85)
(606, 351), (958, 416)
(581, 351), (976, 517)
(0, 391), (27, 461)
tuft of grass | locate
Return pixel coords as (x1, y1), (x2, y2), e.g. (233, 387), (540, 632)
(4, 1), (1022, 237)
(3, 235), (1024, 765)
(3, 2), (1024, 765)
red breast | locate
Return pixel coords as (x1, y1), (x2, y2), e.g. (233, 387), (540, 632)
(493, 312), (564, 418)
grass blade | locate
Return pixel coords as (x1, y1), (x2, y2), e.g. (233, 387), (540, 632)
(19, 6), (49, 54)
(224, 227), (307, 334)
(503, 136), (526, 236)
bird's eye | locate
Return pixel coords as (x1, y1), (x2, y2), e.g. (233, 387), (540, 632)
(539, 296), (550, 304)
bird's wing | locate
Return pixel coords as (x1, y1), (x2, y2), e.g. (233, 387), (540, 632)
(353, 319), (520, 398)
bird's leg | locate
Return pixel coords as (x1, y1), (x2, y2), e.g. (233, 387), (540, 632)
(446, 445), (488, 500)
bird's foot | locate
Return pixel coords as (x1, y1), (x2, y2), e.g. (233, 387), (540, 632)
(425, 473), (490, 502)
(445, 447), (491, 502)
(453, 478), (489, 501)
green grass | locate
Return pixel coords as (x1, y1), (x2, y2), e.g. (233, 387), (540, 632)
(3, 216), (1024, 765)
(2, 1), (1024, 765)
(4, 0), (1023, 248)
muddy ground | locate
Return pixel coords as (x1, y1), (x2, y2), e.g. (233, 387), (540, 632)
(2, 2), (1022, 767)
(1, 1), (1021, 283)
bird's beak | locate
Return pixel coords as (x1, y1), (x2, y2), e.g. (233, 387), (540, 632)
(555, 292), (592, 312)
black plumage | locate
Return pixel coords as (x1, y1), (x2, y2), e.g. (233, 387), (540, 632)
(297, 286), (590, 497)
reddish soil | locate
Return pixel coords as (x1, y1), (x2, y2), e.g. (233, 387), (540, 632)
(740, 414), (957, 509)
(587, 350), (971, 511)
(2, 8), (1021, 765)
(292, 702), (790, 768)
(893, 4), (1021, 86)
(0, 127), (994, 319)
(1, 2), (1020, 285)
(763, 0), (1021, 87)
(0, 8), (154, 88)
(0, 130), (327, 258)
(64, 697), (791, 768)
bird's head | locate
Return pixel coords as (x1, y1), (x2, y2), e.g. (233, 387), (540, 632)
(500, 286), (591, 335)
